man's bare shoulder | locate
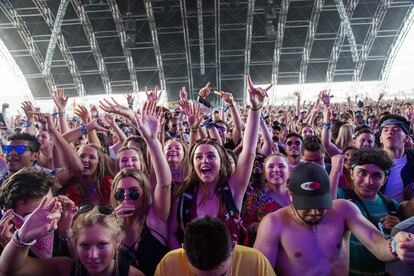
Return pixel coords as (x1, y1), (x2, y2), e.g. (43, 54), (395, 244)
(262, 205), (291, 222)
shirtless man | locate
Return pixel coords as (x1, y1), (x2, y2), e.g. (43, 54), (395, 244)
(254, 162), (414, 275)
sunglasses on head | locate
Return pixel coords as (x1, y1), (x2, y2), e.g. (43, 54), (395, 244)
(114, 189), (140, 202)
(287, 140), (301, 146)
(78, 205), (114, 215)
(2, 145), (33, 155)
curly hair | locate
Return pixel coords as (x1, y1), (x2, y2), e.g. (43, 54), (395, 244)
(351, 148), (393, 175)
(0, 168), (59, 209)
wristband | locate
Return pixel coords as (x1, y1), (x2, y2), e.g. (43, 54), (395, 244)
(13, 230), (36, 247)
(250, 105), (262, 111)
(197, 96), (212, 109)
(322, 123), (331, 129)
(190, 127), (199, 133)
(23, 120), (32, 128)
(388, 239), (398, 258)
(80, 124), (88, 135)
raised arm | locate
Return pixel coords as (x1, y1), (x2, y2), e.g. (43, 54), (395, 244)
(221, 92), (243, 144)
(329, 154), (344, 199)
(293, 90), (301, 118)
(321, 107), (342, 156)
(134, 100), (172, 222)
(259, 114), (273, 156)
(51, 88), (69, 134)
(39, 113), (83, 185)
(62, 116), (108, 144)
(229, 76), (270, 209)
(0, 197), (70, 276)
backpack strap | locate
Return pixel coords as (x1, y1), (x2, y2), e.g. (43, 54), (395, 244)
(378, 192), (399, 217)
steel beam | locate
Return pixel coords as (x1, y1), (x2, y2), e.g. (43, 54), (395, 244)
(33, 0), (85, 98)
(144, 0), (166, 92)
(72, 0), (112, 94)
(326, 0), (360, 84)
(243, 0), (255, 97)
(352, 0), (390, 84)
(271, 0), (290, 88)
(197, 0), (205, 75)
(333, 0), (358, 62)
(379, 5), (414, 89)
(0, 0), (56, 95)
(215, 0), (221, 92)
(107, 0), (139, 93)
(299, 0), (325, 87)
(177, 1), (195, 97)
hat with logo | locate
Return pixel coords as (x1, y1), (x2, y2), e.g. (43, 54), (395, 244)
(289, 162), (332, 210)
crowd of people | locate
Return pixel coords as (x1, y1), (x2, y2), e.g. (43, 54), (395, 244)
(0, 76), (413, 275)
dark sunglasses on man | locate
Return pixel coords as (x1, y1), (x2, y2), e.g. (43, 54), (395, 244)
(2, 145), (33, 155)
(286, 140), (301, 146)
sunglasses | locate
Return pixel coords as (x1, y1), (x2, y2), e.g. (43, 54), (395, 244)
(78, 205), (114, 215)
(114, 189), (140, 202)
(2, 145), (33, 155)
(286, 141), (301, 146)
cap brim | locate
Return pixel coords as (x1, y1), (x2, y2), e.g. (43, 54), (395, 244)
(292, 193), (333, 210)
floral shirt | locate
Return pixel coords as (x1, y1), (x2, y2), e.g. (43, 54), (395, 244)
(242, 185), (284, 227)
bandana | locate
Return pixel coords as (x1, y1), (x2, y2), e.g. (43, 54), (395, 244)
(380, 118), (410, 135)
(12, 212), (54, 259)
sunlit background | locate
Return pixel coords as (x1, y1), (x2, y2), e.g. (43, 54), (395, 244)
(1, 15), (413, 116)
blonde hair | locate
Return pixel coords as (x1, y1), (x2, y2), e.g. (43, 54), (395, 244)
(110, 168), (152, 222)
(72, 206), (124, 244)
(72, 206), (124, 276)
(335, 124), (354, 150)
(263, 153), (289, 184)
(116, 146), (148, 175)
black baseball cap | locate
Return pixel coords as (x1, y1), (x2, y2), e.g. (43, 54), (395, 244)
(289, 162), (332, 210)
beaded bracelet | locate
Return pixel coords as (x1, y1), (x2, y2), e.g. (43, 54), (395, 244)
(388, 239), (398, 258)
(190, 127), (199, 133)
(13, 230), (36, 247)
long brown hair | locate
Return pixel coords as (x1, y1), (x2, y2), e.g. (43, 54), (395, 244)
(77, 144), (113, 201)
(180, 139), (233, 198)
(116, 146), (148, 175)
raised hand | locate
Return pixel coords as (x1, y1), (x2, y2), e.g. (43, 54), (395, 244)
(21, 101), (34, 121)
(51, 88), (68, 112)
(330, 154), (344, 173)
(183, 101), (203, 128)
(74, 105), (92, 124)
(179, 86), (188, 100)
(378, 92), (384, 101)
(198, 82), (211, 98)
(145, 86), (162, 102)
(134, 99), (159, 140)
(124, 92), (135, 106)
(103, 113), (116, 127)
(18, 197), (62, 243)
(220, 91), (234, 106)
(319, 90), (332, 107)
(2, 103), (9, 109)
(99, 97), (135, 120)
(88, 116), (111, 132)
(56, 195), (78, 237)
(293, 90), (301, 98)
(246, 75), (270, 109)
(177, 99), (190, 114)
(90, 104), (100, 118)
